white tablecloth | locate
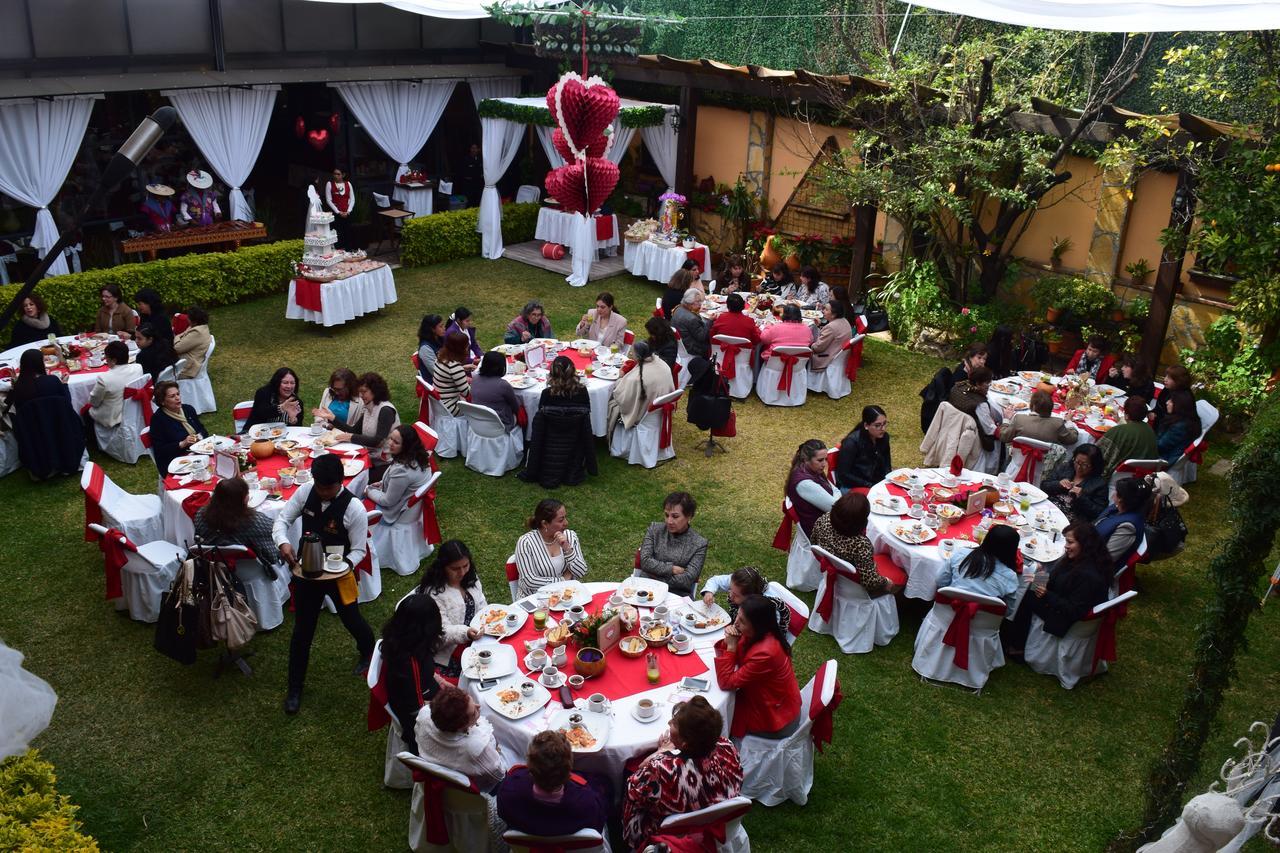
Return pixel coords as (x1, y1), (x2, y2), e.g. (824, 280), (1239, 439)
(624, 238), (713, 284)
(513, 375), (616, 439)
(392, 184), (433, 218)
(987, 374), (1127, 455)
(865, 468), (1069, 602)
(0, 336), (139, 413)
(463, 582), (734, 783)
(285, 265), (397, 328)
(535, 208), (620, 253)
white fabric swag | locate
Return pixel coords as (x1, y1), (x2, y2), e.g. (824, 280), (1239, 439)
(164, 86), (278, 222)
(535, 125), (565, 169)
(333, 80), (458, 181)
(469, 78), (522, 260)
(606, 121), (635, 166)
(640, 110), (678, 193)
(0, 95), (97, 277)
(905, 0), (1280, 32)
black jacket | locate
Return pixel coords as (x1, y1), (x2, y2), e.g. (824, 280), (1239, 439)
(519, 400), (597, 489)
(384, 651), (440, 754)
(11, 380), (84, 479)
(919, 367), (955, 434)
(9, 317), (63, 348)
(1031, 562), (1111, 637)
(136, 340), (177, 381)
(686, 357), (731, 431)
(1041, 462), (1109, 522)
(151, 404), (209, 476)
(243, 385), (304, 431)
(835, 426), (892, 490)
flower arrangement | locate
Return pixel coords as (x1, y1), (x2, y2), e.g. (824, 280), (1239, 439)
(570, 609), (617, 650)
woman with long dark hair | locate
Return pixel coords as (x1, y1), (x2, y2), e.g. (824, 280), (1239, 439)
(243, 367), (303, 430)
(784, 438), (837, 537)
(645, 315), (678, 367)
(417, 314), (446, 380)
(6, 349), (63, 409)
(1095, 475), (1153, 568)
(713, 255), (751, 294)
(134, 288), (172, 342)
(1008, 521), (1113, 654)
(444, 307), (482, 363)
(193, 478), (278, 570)
(8, 293), (63, 347)
(759, 261), (793, 295)
(431, 332), (473, 416)
(834, 405), (891, 492)
(512, 499), (590, 598)
(364, 425), (431, 522)
(700, 565), (793, 635)
(1105, 356), (1155, 401)
(713, 594), (802, 740)
(414, 539), (487, 678)
(1156, 388), (1201, 463)
(936, 524), (1020, 607)
(380, 593), (446, 753)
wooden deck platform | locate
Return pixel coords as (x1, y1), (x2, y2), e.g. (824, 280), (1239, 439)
(502, 240), (628, 281)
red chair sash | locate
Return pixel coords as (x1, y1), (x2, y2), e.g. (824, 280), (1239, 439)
(935, 592), (1005, 670)
(717, 342), (744, 380)
(1013, 442), (1047, 483)
(409, 770), (480, 845)
(407, 491), (443, 546)
(594, 215), (614, 241)
(771, 500), (799, 551)
(774, 354), (801, 393)
(809, 664), (843, 754)
(1184, 441), (1205, 464)
(651, 399), (678, 449)
(122, 380), (154, 426)
(685, 246), (706, 274)
(98, 527), (135, 600)
(516, 406), (528, 428)
(844, 339), (863, 381)
(814, 553), (858, 622)
(83, 465), (105, 541)
(1090, 607), (1123, 674)
(415, 383), (431, 426)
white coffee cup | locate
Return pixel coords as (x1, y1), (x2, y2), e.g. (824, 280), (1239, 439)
(520, 681), (535, 696)
(541, 665), (559, 686)
(653, 605), (670, 622)
(636, 698), (657, 719)
(324, 554), (344, 572)
(529, 648), (548, 669)
(280, 473), (295, 488)
(310, 422), (325, 435)
(476, 649), (492, 663)
(239, 434), (252, 449)
(672, 633), (691, 652)
(908, 504), (925, 519)
(608, 594), (624, 608)
(295, 469), (311, 484)
(588, 693), (606, 713)
(568, 604), (586, 622)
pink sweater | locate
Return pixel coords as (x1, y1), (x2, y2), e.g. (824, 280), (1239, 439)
(759, 321), (814, 360)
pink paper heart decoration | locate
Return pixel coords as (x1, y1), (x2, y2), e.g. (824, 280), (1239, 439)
(544, 158), (619, 215)
(553, 128), (606, 162)
(306, 128), (329, 151)
(546, 74), (619, 159)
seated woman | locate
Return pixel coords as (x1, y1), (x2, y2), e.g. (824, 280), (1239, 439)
(713, 595), (802, 739)
(701, 566), (792, 635)
(1157, 388), (1201, 464)
(414, 685), (507, 792)
(414, 540), (487, 680)
(622, 696), (743, 851)
(171, 305), (211, 380)
(380, 593), (446, 754)
(468, 351), (520, 431)
(95, 284), (136, 339)
(417, 314), (446, 381)
(713, 255), (751, 294)
(834, 405), (891, 493)
(951, 342), (988, 385)
(759, 304), (813, 361)
(1041, 444), (1108, 522)
(1104, 356), (1155, 401)
(539, 356), (589, 411)
(504, 300), (553, 345)
(150, 380), (210, 475)
(6, 350), (66, 409)
(785, 439), (838, 539)
(787, 266), (831, 308)
(9, 294), (62, 347)
(364, 424), (430, 520)
(498, 731), (610, 838)
(513, 498), (589, 598)
(1154, 365), (1192, 430)
(671, 289), (710, 358)
(999, 389), (1079, 448)
(134, 324), (176, 381)
(811, 491), (901, 597)
(431, 332), (473, 417)
(243, 367), (303, 430)
(1095, 476), (1152, 569)
(645, 316), (678, 368)
(661, 268), (697, 319)
(808, 300), (851, 373)
(759, 261), (792, 296)
(947, 365), (1000, 474)
(334, 372), (399, 478)
(520, 357), (597, 489)
(1007, 521), (1113, 653)
(637, 491), (707, 597)
(134, 288), (172, 343)
(312, 367), (360, 428)
(87, 340), (143, 431)
(606, 341), (675, 445)
(935, 524), (1021, 608)
(193, 477), (282, 576)
(708, 293), (761, 348)
(574, 291), (627, 347)
(444, 307), (482, 364)
(3, 350), (83, 478)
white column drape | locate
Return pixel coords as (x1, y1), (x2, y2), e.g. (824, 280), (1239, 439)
(0, 95), (97, 277)
(606, 121), (635, 166)
(566, 213), (595, 287)
(163, 86), (278, 222)
(470, 78), (522, 260)
(535, 125), (565, 169)
(640, 109), (679, 192)
(333, 80), (457, 181)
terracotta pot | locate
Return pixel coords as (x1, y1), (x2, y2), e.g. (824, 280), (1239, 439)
(1045, 306), (1063, 324)
(759, 238), (780, 270)
(1047, 337), (1074, 357)
(784, 253), (802, 273)
(574, 647), (607, 678)
(1111, 309), (1127, 323)
(250, 439), (276, 460)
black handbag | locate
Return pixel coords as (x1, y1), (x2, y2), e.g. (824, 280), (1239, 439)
(154, 559), (198, 665)
(1146, 497), (1188, 558)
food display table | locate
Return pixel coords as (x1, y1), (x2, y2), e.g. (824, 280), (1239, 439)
(498, 340), (625, 439)
(0, 335), (139, 413)
(392, 182), (434, 218)
(987, 371), (1129, 451)
(463, 581), (734, 781)
(535, 208), (620, 254)
(624, 237), (713, 284)
(865, 467), (1069, 603)
(285, 261), (397, 328)
(121, 220), (267, 261)
(160, 426), (370, 545)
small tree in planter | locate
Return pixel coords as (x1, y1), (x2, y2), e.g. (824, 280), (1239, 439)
(1124, 258), (1153, 285)
(1031, 275), (1074, 323)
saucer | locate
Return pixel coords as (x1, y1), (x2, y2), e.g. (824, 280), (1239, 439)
(630, 703), (665, 723)
(524, 652), (561, 672)
(666, 642), (696, 656)
(538, 672), (567, 689)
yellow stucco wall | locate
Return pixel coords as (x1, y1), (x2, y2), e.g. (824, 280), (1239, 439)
(692, 106), (751, 187)
(1008, 154), (1103, 270)
(766, 117), (847, 218)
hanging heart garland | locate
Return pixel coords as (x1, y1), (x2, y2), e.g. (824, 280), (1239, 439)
(553, 128), (607, 162)
(544, 158), (619, 216)
(306, 128), (330, 151)
(546, 72), (620, 162)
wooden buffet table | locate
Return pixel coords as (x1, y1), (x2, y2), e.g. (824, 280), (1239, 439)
(121, 221), (268, 260)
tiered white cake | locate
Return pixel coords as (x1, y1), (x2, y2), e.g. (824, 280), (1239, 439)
(302, 210), (340, 268)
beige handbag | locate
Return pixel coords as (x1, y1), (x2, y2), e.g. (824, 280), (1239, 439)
(209, 562), (258, 650)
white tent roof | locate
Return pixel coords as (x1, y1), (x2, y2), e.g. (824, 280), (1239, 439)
(301, 0), (560, 20)
(492, 96), (675, 111)
(900, 0), (1280, 31)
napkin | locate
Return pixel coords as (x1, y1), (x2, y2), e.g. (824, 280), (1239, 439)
(950, 455), (964, 477)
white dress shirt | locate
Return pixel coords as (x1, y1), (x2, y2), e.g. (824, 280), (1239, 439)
(271, 482), (368, 568)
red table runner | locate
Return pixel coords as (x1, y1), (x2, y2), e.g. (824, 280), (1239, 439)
(293, 278), (323, 312)
(496, 591), (710, 702)
(885, 481), (987, 543)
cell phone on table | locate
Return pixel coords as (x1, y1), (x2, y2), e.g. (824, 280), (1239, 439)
(679, 676), (709, 692)
(518, 599), (537, 612)
(477, 678), (500, 691)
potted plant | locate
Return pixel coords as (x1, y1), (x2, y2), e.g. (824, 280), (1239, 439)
(1061, 279), (1116, 329)
(1031, 275), (1071, 324)
(1127, 296), (1150, 323)
(1049, 235), (1073, 270)
(1124, 257), (1153, 286)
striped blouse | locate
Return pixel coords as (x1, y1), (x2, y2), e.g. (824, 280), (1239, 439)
(431, 359), (470, 416)
(513, 529), (589, 599)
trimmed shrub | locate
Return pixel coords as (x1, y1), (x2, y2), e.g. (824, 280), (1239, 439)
(0, 240), (302, 336)
(399, 203), (540, 267)
(0, 750), (99, 851)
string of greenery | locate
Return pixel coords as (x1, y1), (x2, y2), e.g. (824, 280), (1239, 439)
(1110, 387), (1280, 850)
(476, 99), (670, 129)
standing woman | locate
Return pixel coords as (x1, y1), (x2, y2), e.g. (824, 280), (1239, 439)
(417, 314), (446, 381)
(243, 367), (304, 430)
(713, 595), (802, 739)
(133, 288), (172, 343)
(414, 540), (488, 679)
(444, 307), (483, 364)
(575, 291), (628, 347)
(313, 367), (361, 428)
(335, 371), (400, 480)
(95, 285), (136, 339)
(431, 332), (473, 416)
(513, 499), (589, 598)
(150, 381), (210, 475)
(379, 594), (447, 754)
(8, 294), (62, 347)
(785, 439), (838, 538)
(834, 405), (891, 493)
(363, 424), (431, 522)
(324, 167), (357, 251)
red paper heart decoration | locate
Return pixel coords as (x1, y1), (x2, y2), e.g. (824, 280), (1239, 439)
(307, 128), (329, 151)
(544, 158), (619, 216)
(294, 116), (306, 139)
(546, 74), (619, 159)
(553, 128), (606, 162)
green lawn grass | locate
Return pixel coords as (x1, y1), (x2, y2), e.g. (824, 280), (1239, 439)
(1, 257), (1276, 852)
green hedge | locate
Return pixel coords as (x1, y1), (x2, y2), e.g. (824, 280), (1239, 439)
(0, 240), (302, 335)
(399, 203), (540, 267)
(0, 750), (99, 851)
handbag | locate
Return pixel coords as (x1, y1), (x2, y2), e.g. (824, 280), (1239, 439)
(208, 560), (259, 650)
(1146, 497), (1188, 558)
(154, 559), (198, 665)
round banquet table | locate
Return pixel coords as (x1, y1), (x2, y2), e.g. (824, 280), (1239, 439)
(987, 373), (1128, 454)
(503, 341), (622, 439)
(462, 581), (735, 782)
(159, 426), (370, 545)
(0, 335), (138, 414)
(624, 237), (713, 284)
(865, 467), (1069, 603)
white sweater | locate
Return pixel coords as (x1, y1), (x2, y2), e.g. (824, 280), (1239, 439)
(428, 582), (488, 666)
(414, 713), (507, 792)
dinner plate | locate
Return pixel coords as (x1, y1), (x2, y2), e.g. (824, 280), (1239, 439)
(189, 435), (236, 455)
(485, 678), (550, 720)
(529, 338), (564, 351)
(342, 458), (365, 478)
(469, 604), (529, 635)
(886, 468), (933, 488)
(1021, 535), (1066, 563)
(460, 645), (518, 681)
(592, 366), (620, 381)
(538, 580), (590, 611)
(939, 537), (980, 551)
(505, 375), (536, 389)
(617, 578), (669, 607)
(889, 524), (937, 545)
(547, 707), (610, 753)
(246, 489), (268, 509)
(1009, 482), (1048, 503)
(869, 495), (908, 516)
(249, 423), (288, 440)
(168, 455), (208, 475)
(569, 339), (597, 350)
(990, 381), (1023, 395)
(494, 344), (525, 356)
(1019, 371), (1054, 384)
(675, 601), (731, 634)
(934, 503), (966, 521)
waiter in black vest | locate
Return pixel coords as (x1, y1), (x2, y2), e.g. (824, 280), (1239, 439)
(272, 453), (375, 715)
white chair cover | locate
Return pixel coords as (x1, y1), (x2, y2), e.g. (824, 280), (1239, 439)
(94, 374), (151, 465)
(366, 643), (414, 789)
(756, 346), (811, 407)
(178, 335), (217, 414)
(514, 184), (541, 204)
(82, 462), (165, 546)
(781, 500), (820, 592)
(156, 358), (187, 384)
(371, 471), (441, 576)
(806, 342), (852, 400)
(1107, 458), (1166, 502)
(658, 796), (751, 853)
(1168, 399), (1219, 485)
(458, 401), (523, 476)
(910, 587), (1007, 690)
(712, 334), (754, 400)
(0, 430), (18, 478)
(232, 400), (253, 434)
(1025, 591), (1137, 689)
(424, 381), (469, 459)
(117, 534), (184, 623)
(739, 659), (837, 806)
(764, 581), (811, 645)
(1004, 435), (1054, 483)
(608, 387), (683, 469)
(673, 331), (693, 390)
(808, 546), (898, 653)
(504, 828), (609, 853)
(397, 752), (495, 852)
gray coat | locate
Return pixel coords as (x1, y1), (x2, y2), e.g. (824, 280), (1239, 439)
(365, 461), (431, 524)
(671, 305), (710, 358)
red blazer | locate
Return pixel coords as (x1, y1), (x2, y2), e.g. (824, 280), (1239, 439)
(713, 633), (801, 738)
(1063, 349), (1116, 381)
(709, 311), (761, 348)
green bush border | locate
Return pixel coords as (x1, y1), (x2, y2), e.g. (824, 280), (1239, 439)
(399, 203), (540, 267)
(0, 750), (99, 851)
(1, 240), (302, 336)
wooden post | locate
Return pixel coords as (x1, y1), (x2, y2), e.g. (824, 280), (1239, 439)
(1141, 167), (1196, 371)
(848, 203), (878, 299)
(674, 85), (699, 195)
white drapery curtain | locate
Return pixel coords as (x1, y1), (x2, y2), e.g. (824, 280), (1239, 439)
(0, 95), (97, 277)
(904, 0), (1280, 31)
(606, 121), (635, 166)
(535, 125), (565, 169)
(470, 78), (523, 259)
(640, 109), (679, 192)
(301, 0), (562, 20)
(164, 86), (278, 222)
(333, 80), (458, 181)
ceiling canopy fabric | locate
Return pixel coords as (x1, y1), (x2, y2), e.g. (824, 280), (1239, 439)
(899, 0), (1280, 32)
(301, 0), (560, 20)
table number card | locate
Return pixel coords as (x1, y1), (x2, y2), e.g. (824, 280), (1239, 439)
(965, 490), (988, 517)
(525, 343), (547, 370)
(596, 614), (622, 653)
